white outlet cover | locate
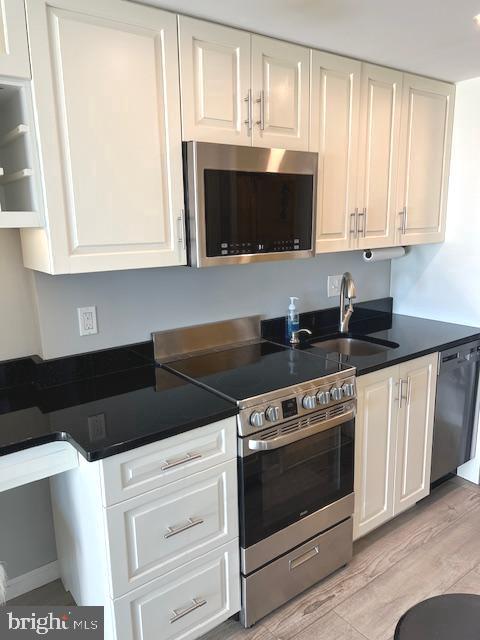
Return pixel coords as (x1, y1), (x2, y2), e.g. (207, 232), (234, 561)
(327, 274), (343, 298)
(77, 306), (98, 336)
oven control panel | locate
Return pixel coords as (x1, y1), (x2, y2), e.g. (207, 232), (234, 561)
(238, 375), (356, 436)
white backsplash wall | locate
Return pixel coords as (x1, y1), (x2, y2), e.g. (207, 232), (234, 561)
(34, 251), (391, 359)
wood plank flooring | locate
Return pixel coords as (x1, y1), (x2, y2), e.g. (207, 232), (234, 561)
(201, 477), (480, 640)
(7, 478), (480, 640)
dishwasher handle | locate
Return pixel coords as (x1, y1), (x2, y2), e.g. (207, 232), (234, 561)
(439, 344), (480, 372)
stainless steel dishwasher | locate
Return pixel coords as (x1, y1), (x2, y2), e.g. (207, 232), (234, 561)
(431, 340), (480, 483)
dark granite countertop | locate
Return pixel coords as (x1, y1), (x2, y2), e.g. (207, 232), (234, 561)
(0, 343), (237, 461)
(262, 298), (480, 376)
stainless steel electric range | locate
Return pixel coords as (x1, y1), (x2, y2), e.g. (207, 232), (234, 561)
(154, 317), (356, 628)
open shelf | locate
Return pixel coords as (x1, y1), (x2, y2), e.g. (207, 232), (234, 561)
(0, 80), (43, 226)
(0, 124), (29, 147)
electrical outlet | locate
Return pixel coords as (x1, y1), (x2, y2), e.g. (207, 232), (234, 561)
(77, 306), (98, 336)
(88, 413), (106, 441)
(327, 275), (343, 298)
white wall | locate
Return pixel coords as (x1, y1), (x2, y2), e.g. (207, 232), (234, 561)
(391, 77), (480, 482)
(0, 230), (40, 361)
(33, 252), (391, 359)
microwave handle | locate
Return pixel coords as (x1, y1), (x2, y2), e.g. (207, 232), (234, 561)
(248, 408), (355, 451)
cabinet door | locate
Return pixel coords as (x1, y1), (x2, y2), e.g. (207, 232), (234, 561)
(396, 75), (455, 246)
(178, 17), (252, 145)
(0, 0), (30, 78)
(23, 0), (185, 273)
(394, 353), (438, 515)
(354, 366), (398, 540)
(310, 52), (361, 253)
(251, 35), (310, 150)
(356, 64), (402, 249)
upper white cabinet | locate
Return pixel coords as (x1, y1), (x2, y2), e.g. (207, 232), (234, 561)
(356, 64), (403, 249)
(354, 353), (438, 540)
(396, 75), (455, 246)
(310, 51), (361, 253)
(251, 35), (310, 150)
(0, 0), (30, 78)
(178, 18), (310, 151)
(178, 17), (251, 146)
(21, 0), (186, 274)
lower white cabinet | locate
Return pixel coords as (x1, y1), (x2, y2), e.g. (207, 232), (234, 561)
(50, 417), (240, 640)
(113, 540), (240, 640)
(354, 353), (438, 540)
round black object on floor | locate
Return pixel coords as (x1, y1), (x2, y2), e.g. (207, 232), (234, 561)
(395, 594), (480, 639)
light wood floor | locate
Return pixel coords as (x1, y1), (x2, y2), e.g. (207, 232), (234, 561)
(8, 478), (480, 640)
(201, 477), (480, 640)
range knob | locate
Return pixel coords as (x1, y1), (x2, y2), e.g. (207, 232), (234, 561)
(317, 390), (330, 406)
(265, 406), (281, 422)
(302, 394), (317, 410)
(249, 411), (265, 428)
(342, 382), (355, 398)
(329, 386), (343, 402)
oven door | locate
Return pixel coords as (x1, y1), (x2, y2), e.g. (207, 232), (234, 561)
(238, 410), (355, 565)
(184, 141), (317, 267)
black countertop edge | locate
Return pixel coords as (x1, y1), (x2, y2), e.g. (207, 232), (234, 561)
(0, 405), (239, 462)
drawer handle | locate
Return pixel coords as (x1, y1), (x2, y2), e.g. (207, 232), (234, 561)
(161, 452), (202, 471)
(170, 597), (207, 624)
(164, 517), (204, 539)
(289, 545), (319, 571)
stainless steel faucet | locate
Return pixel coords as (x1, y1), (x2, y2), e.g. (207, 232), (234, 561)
(339, 272), (357, 333)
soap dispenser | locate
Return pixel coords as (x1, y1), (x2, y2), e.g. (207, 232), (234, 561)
(286, 297), (300, 343)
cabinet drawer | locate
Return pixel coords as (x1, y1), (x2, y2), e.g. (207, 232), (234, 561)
(106, 460), (238, 597)
(113, 540), (240, 640)
(101, 417), (236, 505)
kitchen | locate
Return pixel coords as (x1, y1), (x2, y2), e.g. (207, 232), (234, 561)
(1, 1), (480, 639)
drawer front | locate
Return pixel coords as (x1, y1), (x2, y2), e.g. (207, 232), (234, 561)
(113, 540), (240, 640)
(106, 461), (238, 597)
(101, 417), (237, 505)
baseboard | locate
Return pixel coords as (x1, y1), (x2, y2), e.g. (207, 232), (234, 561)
(6, 561), (60, 601)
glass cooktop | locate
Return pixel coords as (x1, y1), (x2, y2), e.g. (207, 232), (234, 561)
(162, 341), (353, 403)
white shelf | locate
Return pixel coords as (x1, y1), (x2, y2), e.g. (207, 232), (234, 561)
(0, 168), (33, 184)
(0, 124), (29, 147)
(0, 210), (42, 228)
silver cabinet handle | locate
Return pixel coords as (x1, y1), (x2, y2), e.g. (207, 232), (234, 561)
(289, 545), (319, 571)
(164, 517), (204, 539)
(256, 90), (265, 130)
(358, 207), (367, 237)
(177, 209), (186, 251)
(244, 89), (253, 133)
(248, 409), (355, 451)
(350, 208), (359, 238)
(398, 206), (407, 234)
(398, 378), (408, 408)
(170, 597), (207, 624)
(161, 451), (202, 471)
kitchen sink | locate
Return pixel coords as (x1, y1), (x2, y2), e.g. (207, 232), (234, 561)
(311, 336), (399, 357)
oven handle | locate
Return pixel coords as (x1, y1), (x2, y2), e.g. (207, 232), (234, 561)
(247, 409), (355, 452)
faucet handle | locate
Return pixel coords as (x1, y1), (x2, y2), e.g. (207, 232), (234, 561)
(290, 329), (312, 345)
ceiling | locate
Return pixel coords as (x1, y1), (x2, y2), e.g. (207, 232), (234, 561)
(139, 0), (480, 82)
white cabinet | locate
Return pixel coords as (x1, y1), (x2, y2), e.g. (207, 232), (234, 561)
(178, 18), (310, 151)
(50, 417), (240, 640)
(356, 64), (403, 249)
(251, 35), (310, 151)
(0, 0), (30, 78)
(354, 367), (398, 540)
(394, 355), (437, 514)
(396, 75), (455, 246)
(310, 51), (361, 253)
(178, 17), (251, 146)
(21, 0), (186, 274)
(354, 353), (438, 540)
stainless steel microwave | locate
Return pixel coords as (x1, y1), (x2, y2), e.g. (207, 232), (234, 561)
(183, 142), (318, 267)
